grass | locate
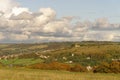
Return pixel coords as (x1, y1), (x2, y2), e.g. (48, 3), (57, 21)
(51, 44), (120, 55)
(0, 58), (44, 66)
(0, 68), (120, 80)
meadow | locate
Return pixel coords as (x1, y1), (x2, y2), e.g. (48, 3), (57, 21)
(0, 68), (120, 80)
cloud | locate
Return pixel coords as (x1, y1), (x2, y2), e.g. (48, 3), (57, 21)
(0, 0), (14, 12)
(43, 18), (71, 34)
(10, 12), (33, 20)
(9, 34), (29, 41)
(33, 8), (56, 26)
(0, 0), (119, 42)
(83, 31), (114, 41)
(0, 32), (5, 40)
(0, 0), (18, 18)
(11, 7), (30, 16)
(92, 18), (120, 30)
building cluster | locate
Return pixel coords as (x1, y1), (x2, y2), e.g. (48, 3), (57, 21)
(0, 54), (22, 60)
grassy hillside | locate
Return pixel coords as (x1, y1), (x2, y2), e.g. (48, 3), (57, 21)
(0, 41), (120, 69)
(0, 58), (43, 66)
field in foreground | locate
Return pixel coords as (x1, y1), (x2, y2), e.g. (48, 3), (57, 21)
(0, 68), (120, 80)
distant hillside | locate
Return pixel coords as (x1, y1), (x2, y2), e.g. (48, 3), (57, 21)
(0, 41), (120, 66)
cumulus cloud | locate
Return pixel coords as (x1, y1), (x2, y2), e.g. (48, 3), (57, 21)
(83, 31), (114, 41)
(0, 0), (119, 42)
(0, 0), (18, 18)
(10, 12), (33, 20)
(9, 34), (29, 41)
(43, 18), (71, 34)
(0, 0), (14, 12)
(11, 7), (30, 16)
(0, 32), (5, 40)
(92, 18), (120, 30)
(33, 8), (56, 26)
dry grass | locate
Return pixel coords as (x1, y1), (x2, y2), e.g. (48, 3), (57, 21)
(51, 44), (120, 55)
(28, 45), (48, 50)
(0, 68), (120, 80)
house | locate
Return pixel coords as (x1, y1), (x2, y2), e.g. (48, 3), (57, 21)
(75, 43), (80, 48)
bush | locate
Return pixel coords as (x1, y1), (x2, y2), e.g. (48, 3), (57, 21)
(48, 62), (71, 70)
(29, 62), (86, 72)
(18, 53), (39, 59)
(109, 61), (120, 73)
(28, 63), (49, 69)
(70, 64), (87, 72)
(93, 62), (111, 73)
(93, 61), (120, 73)
(29, 62), (71, 71)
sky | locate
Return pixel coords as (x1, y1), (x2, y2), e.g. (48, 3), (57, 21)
(0, 0), (120, 43)
(16, 0), (120, 23)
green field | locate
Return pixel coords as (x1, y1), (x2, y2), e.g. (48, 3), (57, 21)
(0, 58), (44, 66)
(0, 68), (120, 80)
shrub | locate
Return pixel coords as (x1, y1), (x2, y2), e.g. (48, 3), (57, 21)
(28, 63), (49, 69)
(29, 62), (71, 71)
(93, 62), (111, 73)
(70, 64), (86, 72)
(48, 62), (71, 70)
(18, 53), (39, 59)
(109, 61), (120, 73)
(93, 61), (120, 73)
